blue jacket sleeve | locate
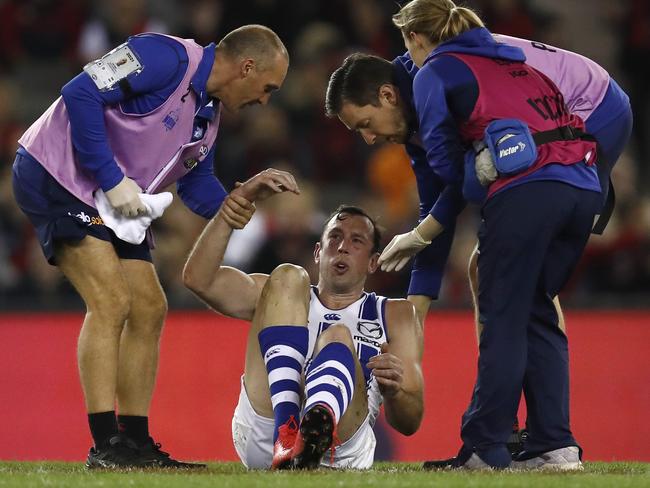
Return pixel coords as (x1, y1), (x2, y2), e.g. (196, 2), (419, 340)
(412, 64), (467, 227)
(409, 223), (456, 299)
(406, 148), (457, 298)
(176, 144), (227, 219)
(60, 34), (186, 192)
(463, 148), (489, 203)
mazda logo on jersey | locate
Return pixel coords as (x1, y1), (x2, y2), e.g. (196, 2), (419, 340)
(357, 321), (383, 339)
(324, 313), (341, 321)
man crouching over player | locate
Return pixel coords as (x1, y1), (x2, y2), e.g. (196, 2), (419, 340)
(183, 168), (423, 469)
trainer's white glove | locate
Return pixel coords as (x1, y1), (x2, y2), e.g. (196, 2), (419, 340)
(104, 176), (147, 217)
(378, 227), (432, 272)
(475, 146), (498, 186)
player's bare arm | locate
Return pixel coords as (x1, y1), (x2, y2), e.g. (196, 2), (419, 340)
(367, 299), (424, 435)
(183, 168), (300, 320)
(407, 294), (433, 327)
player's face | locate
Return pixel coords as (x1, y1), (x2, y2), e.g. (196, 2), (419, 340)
(338, 88), (410, 145)
(315, 214), (379, 293)
(220, 54), (288, 113)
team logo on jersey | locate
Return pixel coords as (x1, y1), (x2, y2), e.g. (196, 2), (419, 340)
(357, 321), (383, 340)
(184, 158), (198, 170)
(199, 145), (208, 157)
(193, 125), (205, 140)
(163, 109), (180, 131)
(324, 313), (341, 321)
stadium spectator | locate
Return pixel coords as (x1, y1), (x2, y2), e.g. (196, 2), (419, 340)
(618, 0), (650, 189)
(0, 0), (646, 318)
(77, 0), (169, 63)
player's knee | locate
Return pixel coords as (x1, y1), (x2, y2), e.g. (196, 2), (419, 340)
(143, 289), (168, 325)
(129, 287), (168, 332)
(267, 263), (310, 297)
(317, 324), (355, 352)
(88, 287), (131, 328)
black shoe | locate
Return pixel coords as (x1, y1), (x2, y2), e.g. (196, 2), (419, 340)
(423, 446), (475, 470)
(137, 437), (207, 469)
(86, 434), (142, 469)
(290, 404), (336, 470)
(423, 457), (459, 470)
(507, 429), (529, 458)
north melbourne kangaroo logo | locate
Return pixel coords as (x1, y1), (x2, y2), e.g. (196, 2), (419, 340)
(357, 321), (383, 340)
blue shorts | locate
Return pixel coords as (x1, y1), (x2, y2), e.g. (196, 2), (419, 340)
(12, 150), (152, 266)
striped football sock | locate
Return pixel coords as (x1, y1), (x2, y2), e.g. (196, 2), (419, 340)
(258, 325), (309, 442)
(304, 342), (355, 424)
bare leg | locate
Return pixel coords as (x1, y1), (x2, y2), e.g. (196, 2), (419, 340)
(116, 259), (167, 416)
(56, 236), (130, 413)
(244, 264), (310, 418)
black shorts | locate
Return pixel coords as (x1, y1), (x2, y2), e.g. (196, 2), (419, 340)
(12, 151), (152, 265)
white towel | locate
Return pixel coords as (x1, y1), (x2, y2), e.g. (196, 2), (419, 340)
(94, 190), (173, 244)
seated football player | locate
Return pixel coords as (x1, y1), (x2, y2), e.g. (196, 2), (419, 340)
(183, 168), (424, 469)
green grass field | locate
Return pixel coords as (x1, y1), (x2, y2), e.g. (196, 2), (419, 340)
(0, 462), (648, 488)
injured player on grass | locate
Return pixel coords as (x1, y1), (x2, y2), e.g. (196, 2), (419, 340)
(183, 169), (424, 469)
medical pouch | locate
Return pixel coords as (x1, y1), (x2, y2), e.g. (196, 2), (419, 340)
(484, 119), (538, 176)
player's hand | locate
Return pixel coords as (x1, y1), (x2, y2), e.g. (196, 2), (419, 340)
(368, 343), (404, 398)
(378, 227), (431, 272)
(218, 192), (256, 229)
(104, 176), (147, 217)
(232, 168), (300, 202)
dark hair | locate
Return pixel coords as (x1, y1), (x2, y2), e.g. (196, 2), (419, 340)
(218, 24), (289, 69)
(322, 205), (382, 253)
(325, 53), (395, 117)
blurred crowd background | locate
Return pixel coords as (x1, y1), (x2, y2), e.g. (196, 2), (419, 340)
(0, 0), (648, 311)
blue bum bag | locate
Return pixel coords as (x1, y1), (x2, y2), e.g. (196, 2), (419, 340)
(484, 119), (538, 176)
